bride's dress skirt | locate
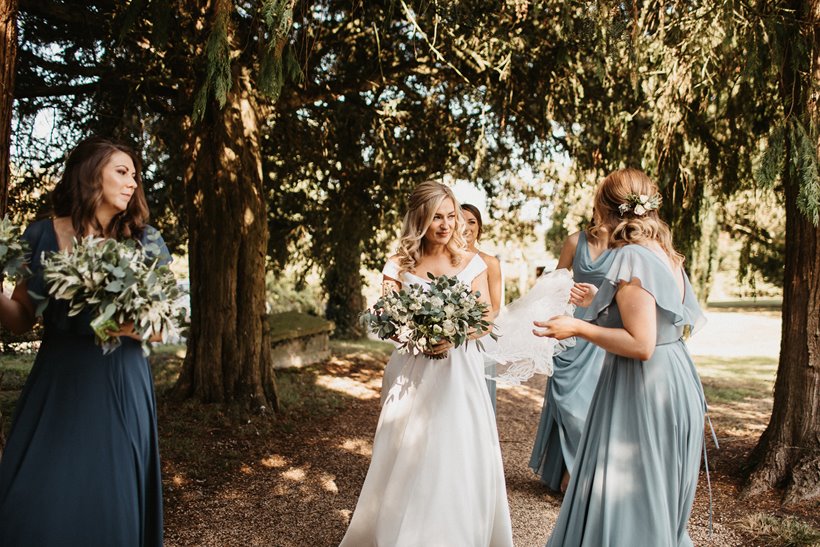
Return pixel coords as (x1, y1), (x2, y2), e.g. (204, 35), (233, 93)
(341, 343), (513, 547)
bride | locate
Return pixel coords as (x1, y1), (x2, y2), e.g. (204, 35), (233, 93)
(340, 181), (513, 547)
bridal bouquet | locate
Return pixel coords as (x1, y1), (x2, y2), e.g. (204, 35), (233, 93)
(41, 232), (186, 355)
(361, 273), (493, 359)
(0, 216), (30, 281)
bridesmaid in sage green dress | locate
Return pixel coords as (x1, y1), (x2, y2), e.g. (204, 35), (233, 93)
(535, 168), (707, 547)
(0, 137), (168, 546)
(529, 228), (613, 492)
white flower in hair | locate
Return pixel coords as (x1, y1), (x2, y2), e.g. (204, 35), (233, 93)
(619, 192), (661, 216)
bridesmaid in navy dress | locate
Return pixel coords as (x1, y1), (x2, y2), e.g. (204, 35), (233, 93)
(0, 137), (169, 546)
(536, 169), (707, 546)
(529, 227), (613, 492)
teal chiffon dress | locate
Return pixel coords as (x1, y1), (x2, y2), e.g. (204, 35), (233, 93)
(546, 244), (707, 547)
(529, 232), (614, 490)
(0, 219), (169, 547)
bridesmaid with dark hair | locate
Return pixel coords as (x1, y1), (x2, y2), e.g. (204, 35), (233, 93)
(461, 203), (503, 411)
(0, 137), (170, 546)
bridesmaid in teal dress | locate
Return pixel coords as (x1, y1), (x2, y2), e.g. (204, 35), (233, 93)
(535, 168), (707, 547)
(0, 137), (169, 546)
(529, 227), (613, 492)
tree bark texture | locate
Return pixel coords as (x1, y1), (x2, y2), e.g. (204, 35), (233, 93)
(0, 0), (18, 458)
(0, 0), (18, 216)
(745, 0), (820, 504)
(323, 181), (369, 339)
(173, 66), (278, 412)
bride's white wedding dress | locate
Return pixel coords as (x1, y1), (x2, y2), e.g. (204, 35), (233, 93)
(340, 253), (513, 547)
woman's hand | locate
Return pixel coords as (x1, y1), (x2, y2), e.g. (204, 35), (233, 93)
(569, 282), (598, 307)
(532, 316), (582, 340)
(106, 321), (142, 341)
(423, 338), (453, 357)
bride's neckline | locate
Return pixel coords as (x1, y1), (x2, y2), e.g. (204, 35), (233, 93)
(405, 253), (480, 283)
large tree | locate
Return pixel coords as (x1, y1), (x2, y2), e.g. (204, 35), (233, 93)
(745, 0), (820, 503)
(0, 0), (17, 216)
(0, 0), (17, 456)
(163, 0), (298, 412)
(10, 0), (299, 411)
(266, 2), (516, 336)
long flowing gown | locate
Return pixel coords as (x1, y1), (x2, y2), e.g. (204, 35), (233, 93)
(546, 244), (707, 547)
(342, 253), (513, 547)
(529, 232), (614, 490)
(0, 219), (169, 547)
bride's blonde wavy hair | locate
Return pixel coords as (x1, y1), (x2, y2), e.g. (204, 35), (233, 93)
(589, 168), (684, 266)
(397, 181), (467, 275)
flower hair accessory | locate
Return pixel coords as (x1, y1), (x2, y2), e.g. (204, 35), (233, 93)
(618, 193), (661, 216)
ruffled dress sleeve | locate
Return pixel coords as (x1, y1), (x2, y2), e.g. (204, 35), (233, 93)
(583, 245), (706, 338)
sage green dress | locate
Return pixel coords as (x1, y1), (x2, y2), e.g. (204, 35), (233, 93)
(529, 232), (614, 490)
(546, 244), (707, 547)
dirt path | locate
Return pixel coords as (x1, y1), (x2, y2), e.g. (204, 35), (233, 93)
(161, 311), (815, 546)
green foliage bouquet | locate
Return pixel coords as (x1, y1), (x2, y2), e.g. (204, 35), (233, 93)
(0, 216), (31, 281)
(41, 233), (185, 355)
(361, 273), (493, 359)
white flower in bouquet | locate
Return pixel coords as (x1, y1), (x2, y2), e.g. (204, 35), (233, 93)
(40, 232), (186, 355)
(0, 216), (31, 282)
(360, 273), (494, 359)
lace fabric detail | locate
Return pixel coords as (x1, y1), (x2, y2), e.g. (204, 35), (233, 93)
(485, 268), (575, 385)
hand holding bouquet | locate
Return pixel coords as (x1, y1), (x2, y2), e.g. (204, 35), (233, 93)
(0, 216), (31, 282)
(41, 232), (186, 355)
(361, 273), (494, 359)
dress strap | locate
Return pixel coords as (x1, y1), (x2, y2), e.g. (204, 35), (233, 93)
(458, 253), (488, 285)
(382, 259), (401, 281)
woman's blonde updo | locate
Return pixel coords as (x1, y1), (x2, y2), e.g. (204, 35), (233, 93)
(396, 181), (467, 275)
(589, 168), (684, 266)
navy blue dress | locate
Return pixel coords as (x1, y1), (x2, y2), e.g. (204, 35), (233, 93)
(0, 219), (169, 546)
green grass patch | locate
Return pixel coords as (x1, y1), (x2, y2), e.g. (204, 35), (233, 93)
(330, 338), (393, 356)
(738, 513), (820, 546)
(695, 355), (777, 405)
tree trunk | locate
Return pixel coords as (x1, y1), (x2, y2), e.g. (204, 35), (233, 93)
(0, 0), (15, 217)
(173, 66), (278, 412)
(324, 237), (365, 339)
(744, 0), (820, 504)
(323, 182), (367, 339)
(0, 0), (17, 458)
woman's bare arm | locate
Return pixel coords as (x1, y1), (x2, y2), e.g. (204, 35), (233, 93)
(0, 279), (37, 335)
(533, 279), (657, 361)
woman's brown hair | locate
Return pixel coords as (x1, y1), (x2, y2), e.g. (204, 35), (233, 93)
(461, 203), (483, 240)
(589, 168), (684, 266)
(51, 137), (149, 240)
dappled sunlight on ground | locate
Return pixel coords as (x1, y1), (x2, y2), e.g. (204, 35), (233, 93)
(159, 310), (820, 546)
(339, 438), (373, 457)
(260, 454), (288, 468)
(314, 373), (380, 400)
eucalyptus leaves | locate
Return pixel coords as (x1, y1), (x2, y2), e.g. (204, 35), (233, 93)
(41, 232), (185, 355)
(361, 273), (493, 359)
(0, 216), (31, 281)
